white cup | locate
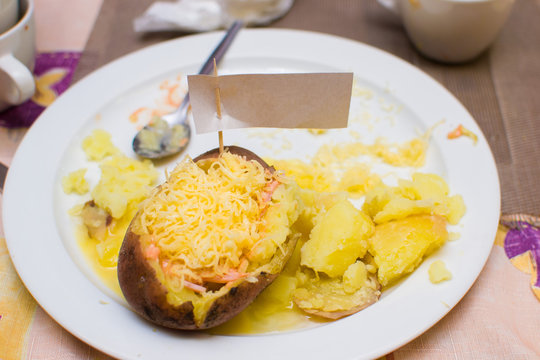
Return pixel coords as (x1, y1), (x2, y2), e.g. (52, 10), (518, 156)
(0, 0), (35, 111)
(0, 0), (18, 34)
(376, 0), (516, 63)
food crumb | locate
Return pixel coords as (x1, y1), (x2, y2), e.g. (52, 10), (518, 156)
(262, 141), (273, 150)
(349, 129), (362, 140)
(308, 129), (327, 135)
(448, 232), (461, 241)
(441, 301), (450, 308)
(352, 86), (373, 100)
(281, 139), (293, 150)
(62, 169), (89, 195)
(447, 124), (478, 144)
(429, 260), (452, 283)
(99, 300), (109, 305)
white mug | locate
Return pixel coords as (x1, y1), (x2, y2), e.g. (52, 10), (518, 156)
(0, 0), (18, 34)
(0, 0), (35, 111)
(376, 0), (516, 63)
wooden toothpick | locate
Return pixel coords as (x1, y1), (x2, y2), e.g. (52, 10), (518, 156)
(213, 58), (224, 155)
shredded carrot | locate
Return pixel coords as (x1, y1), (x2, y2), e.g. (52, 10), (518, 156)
(448, 124), (478, 144)
(166, 84), (180, 107)
(151, 109), (166, 117)
(238, 258), (249, 273)
(161, 259), (169, 272)
(259, 179), (281, 220)
(159, 80), (170, 90)
(184, 280), (207, 293)
(144, 243), (160, 260)
(129, 107), (147, 123)
(201, 269), (248, 283)
(261, 180), (280, 205)
(447, 124), (464, 139)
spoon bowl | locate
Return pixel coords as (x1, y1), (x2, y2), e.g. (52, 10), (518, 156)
(132, 21), (243, 159)
(132, 96), (191, 159)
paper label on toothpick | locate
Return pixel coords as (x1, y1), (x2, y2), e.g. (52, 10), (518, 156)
(187, 73), (353, 134)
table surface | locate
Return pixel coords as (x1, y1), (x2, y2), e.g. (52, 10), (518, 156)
(1, 0), (540, 359)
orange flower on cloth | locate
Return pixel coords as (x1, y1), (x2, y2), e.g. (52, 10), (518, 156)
(0, 236), (37, 358)
(500, 214), (540, 301)
(32, 68), (69, 107)
(0, 52), (80, 128)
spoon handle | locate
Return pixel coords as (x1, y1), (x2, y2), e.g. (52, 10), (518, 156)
(173, 21), (244, 119)
(198, 20), (244, 75)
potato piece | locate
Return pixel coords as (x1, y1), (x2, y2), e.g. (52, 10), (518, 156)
(373, 197), (434, 224)
(369, 215), (448, 286)
(267, 158), (335, 192)
(301, 200), (374, 277)
(399, 173), (449, 200)
(81, 129), (120, 161)
(343, 261), (368, 294)
(363, 173), (466, 225)
(294, 189), (347, 234)
(293, 265), (380, 319)
(362, 185), (393, 219)
(338, 164), (382, 198)
(446, 194), (466, 225)
(428, 260), (452, 283)
(92, 155), (158, 219)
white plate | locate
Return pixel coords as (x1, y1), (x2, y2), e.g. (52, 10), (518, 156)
(3, 29), (500, 359)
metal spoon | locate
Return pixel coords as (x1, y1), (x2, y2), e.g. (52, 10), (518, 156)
(132, 21), (244, 159)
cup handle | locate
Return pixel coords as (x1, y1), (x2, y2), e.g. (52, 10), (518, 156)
(0, 54), (35, 105)
(376, 0), (401, 14)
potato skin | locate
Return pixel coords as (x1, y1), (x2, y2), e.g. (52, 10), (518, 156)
(118, 230), (279, 330)
(193, 146), (274, 172)
(117, 146), (289, 330)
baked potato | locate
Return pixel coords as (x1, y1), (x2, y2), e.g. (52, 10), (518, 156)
(117, 146), (301, 330)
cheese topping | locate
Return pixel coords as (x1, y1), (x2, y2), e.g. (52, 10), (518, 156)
(132, 151), (281, 293)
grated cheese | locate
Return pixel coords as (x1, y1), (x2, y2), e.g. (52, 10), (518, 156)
(132, 151), (289, 294)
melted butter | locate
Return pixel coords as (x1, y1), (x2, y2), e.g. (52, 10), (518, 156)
(211, 304), (324, 335)
(77, 225), (123, 298)
(78, 223), (323, 334)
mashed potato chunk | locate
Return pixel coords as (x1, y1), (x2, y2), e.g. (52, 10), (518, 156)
(369, 215), (448, 286)
(301, 200), (374, 277)
(62, 169), (89, 194)
(82, 129), (120, 161)
(428, 260), (452, 283)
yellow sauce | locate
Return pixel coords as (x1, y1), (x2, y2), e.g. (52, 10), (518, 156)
(77, 225), (123, 298)
(78, 223), (323, 334)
